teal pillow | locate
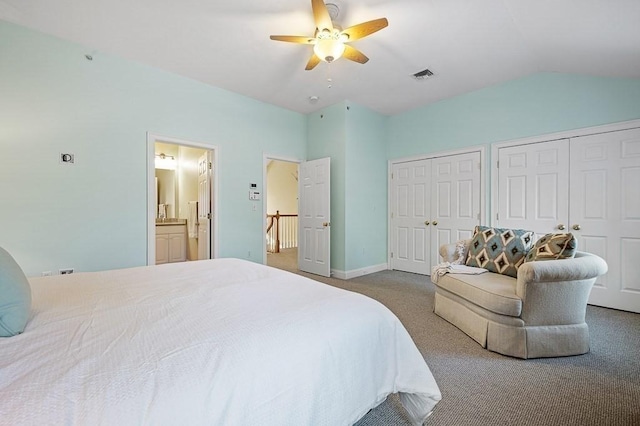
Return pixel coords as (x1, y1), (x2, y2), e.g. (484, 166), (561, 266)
(0, 247), (32, 337)
(465, 226), (535, 278)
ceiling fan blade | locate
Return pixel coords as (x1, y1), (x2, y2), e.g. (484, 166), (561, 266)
(343, 45), (369, 64)
(340, 18), (388, 42)
(270, 35), (315, 44)
(305, 53), (322, 70)
(311, 0), (333, 32)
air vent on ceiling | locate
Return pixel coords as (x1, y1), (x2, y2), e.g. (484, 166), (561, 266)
(411, 68), (435, 80)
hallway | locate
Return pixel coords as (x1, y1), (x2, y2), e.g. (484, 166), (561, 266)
(266, 248), (297, 273)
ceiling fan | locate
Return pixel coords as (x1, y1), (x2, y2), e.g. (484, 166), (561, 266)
(270, 0), (388, 70)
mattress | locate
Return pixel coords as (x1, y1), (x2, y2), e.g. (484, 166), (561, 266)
(0, 258), (441, 425)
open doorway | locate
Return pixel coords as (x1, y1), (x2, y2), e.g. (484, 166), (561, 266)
(147, 133), (218, 265)
(264, 157), (299, 272)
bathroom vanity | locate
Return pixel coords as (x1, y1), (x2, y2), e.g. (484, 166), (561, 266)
(156, 219), (187, 264)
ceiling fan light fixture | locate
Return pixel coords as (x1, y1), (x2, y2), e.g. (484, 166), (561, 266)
(313, 37), (345, 63)
(269, 1), (388, 70)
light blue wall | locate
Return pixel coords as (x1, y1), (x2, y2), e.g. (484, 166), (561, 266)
(4, 19), (640, 278)
(0, 21), (306, 276)
(387, 72), (640, 160)
(306, 102), (388, 273)
(387, 72), (640, 224)
(306, 103), (346, 271)
(344, 103), (388, 271)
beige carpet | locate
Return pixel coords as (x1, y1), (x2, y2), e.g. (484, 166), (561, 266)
(267, 249), (640, 425)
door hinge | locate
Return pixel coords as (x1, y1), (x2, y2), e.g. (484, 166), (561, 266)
(496, 160), (499, 168)
(207, 213), (212, 219)
(496, 213), (499, 221)
(390, 252), (394, 258)
(477, 213), (481, 220)
(391, 172), (394, 179)
(209, 162), (212, 170)
(391, 212), (394, 219)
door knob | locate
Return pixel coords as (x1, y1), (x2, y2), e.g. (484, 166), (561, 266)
(424, 221), (430, 226)
(322, 222), (330, 227)
(432, 221), (438, 226)
(557, 224), (566, 230)
(572, 224), (581, 231)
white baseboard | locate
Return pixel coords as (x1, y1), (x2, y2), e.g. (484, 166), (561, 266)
(331, 263), (388, 280)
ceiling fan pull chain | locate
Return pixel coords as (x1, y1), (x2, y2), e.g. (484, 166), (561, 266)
(325, 63), (333, 88)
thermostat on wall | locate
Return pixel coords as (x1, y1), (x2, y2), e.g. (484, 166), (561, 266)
(249, 183), (260, 200)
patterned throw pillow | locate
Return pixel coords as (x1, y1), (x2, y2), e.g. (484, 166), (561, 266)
(525, 233), (577, 262)
(465, 226), (535, 278)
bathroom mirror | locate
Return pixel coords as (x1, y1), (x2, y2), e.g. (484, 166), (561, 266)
(156, 169), (178, 219)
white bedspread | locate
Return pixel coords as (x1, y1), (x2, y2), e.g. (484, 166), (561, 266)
(0, 258), (441, 425)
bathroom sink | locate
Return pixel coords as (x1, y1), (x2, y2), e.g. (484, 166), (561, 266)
(156, 218), (186, 225)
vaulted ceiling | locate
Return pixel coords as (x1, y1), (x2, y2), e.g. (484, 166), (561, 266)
(1, 0), (639, 115)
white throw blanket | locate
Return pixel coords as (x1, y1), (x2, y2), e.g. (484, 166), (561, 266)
(431, 239), (487, 283)
(431, 262), (488, 283)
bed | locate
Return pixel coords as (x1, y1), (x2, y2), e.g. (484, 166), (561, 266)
(0, 256), (441, 425)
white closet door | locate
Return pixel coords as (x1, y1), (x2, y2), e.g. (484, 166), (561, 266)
(390, 151), (482, 275)
(570, 128), (640, 313)
(391, 160), (431, 275)
(430, 152), (481, 267)
(497, 139), (570, 234)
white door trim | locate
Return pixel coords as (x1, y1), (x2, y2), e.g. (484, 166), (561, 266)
(490, 119), (640, 226)
(146, 132), (219, 265)
(388, 145), (486, 269)
(262, 153), (302, 265)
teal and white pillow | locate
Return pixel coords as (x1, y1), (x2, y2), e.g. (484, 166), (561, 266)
(0, 246), (32, 337)
(465, 226), (535, 278)
(525, 233), (577, 262)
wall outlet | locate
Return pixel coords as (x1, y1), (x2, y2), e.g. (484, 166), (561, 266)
(41, 271), (52, 277)
(59, 268), (74, 275)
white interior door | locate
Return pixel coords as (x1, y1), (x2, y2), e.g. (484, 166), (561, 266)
(497, 139), (570, 234)
(571, 128), (640, 313)
(298, 157), (330, 277)
(430, 152), (482, 266)
(390, 159), (431, 275)
(197, 152), (212, 260)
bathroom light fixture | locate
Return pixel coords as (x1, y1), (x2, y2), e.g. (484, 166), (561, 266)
(155, 153), (176, 170)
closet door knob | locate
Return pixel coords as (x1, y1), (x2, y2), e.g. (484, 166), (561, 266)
(557, 224), (566, 230)
(432, 221), (438, 226)
(424, 221), (430, 226)
(572, 224), (581, 231)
